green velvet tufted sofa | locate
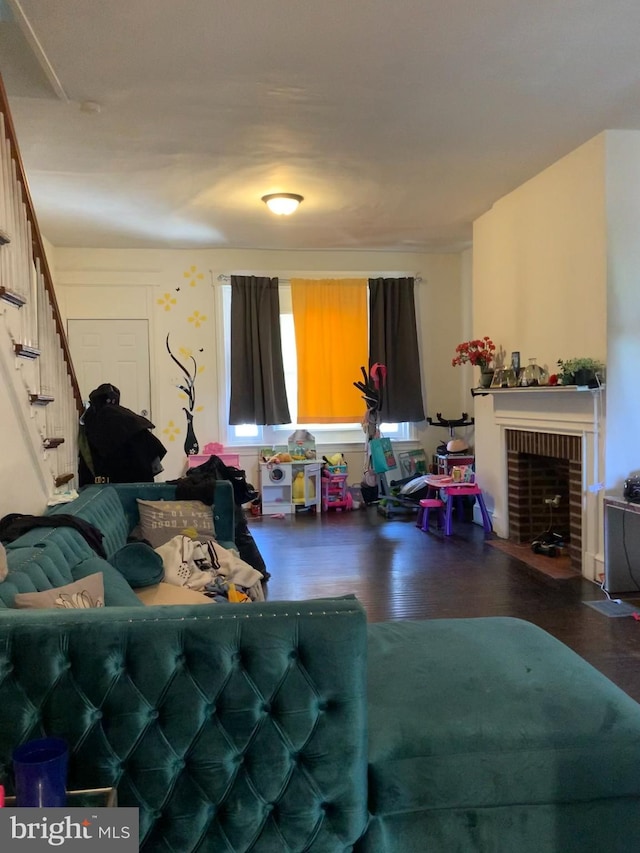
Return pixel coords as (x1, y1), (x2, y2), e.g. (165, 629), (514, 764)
(0, 481), (236, 608)
(1, 486), (640, 851)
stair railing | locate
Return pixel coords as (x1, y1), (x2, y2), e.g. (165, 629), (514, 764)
(0, 73), (82, 489)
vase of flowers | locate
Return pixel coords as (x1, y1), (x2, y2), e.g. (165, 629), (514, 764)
(452, 337), (496, 387)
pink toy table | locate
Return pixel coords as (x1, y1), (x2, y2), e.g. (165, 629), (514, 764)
(424, 476), (492, 536)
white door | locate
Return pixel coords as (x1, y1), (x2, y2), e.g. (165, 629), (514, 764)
(67, 319), (151, 418)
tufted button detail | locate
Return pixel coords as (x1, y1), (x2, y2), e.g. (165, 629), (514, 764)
(233, 651), (242, 664)
(149, 709), (159, 721)
(235, 753), (244, 765)
(264, 803), (274, 814)
(317, 700), (330, 712)
(289, 649), (298, 661)
(261, 702), (271, 714)
(93, 709), (103, 722)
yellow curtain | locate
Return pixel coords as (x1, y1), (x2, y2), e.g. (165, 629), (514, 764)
(291, 278), (368, 423)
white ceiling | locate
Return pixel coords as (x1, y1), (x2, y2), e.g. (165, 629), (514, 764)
(2, 0), (640, 252)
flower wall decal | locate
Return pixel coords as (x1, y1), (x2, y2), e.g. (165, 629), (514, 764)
(188, 311), (206, 328)
(163, 420), (181, 442)
(157, 266), (210, 464)
(157, 292), (177, 312)
(183, 265), (204, 287)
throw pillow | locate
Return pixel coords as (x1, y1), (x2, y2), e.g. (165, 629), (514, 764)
(134, 582), (213, 606)
(13, 573), (105, 610)
(109, 542), (164, 588)
(136, 499), (216, 549)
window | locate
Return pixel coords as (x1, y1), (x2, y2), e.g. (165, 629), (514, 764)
(221, 283), (412, 446)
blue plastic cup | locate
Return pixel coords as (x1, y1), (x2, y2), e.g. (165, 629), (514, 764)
(12, 737), (68, 807)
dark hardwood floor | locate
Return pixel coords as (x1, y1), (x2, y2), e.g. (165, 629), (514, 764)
(249, 506), (640, 702)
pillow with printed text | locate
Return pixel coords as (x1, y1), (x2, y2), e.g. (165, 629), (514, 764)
(136, 499), (216, 549)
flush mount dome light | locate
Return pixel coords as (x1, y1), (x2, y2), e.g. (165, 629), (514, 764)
(261, 193), (304, 215)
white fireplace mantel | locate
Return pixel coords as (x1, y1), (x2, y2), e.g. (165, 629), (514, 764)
(474, 386), (605, 581)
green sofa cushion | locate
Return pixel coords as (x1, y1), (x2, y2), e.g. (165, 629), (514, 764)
(6, 526), (96, 567)
(47, 486), (129, 559)
(72, 557), (144, 607)
(1, 548), (143, 609)
(366, 617), (640, 818)
(0, 545), (76, 607)
(108, 543), (164, 589)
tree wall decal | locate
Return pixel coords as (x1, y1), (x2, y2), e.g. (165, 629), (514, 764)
(166, 333), (199, 455)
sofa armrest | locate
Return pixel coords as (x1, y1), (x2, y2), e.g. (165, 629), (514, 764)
(0, 598), (368, 851)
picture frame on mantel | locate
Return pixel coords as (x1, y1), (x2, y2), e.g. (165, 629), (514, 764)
(511, 351), (520, 373)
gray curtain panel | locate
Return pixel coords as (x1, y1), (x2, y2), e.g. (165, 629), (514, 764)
(368, 277), (425, 422)
(229, 275), (291, 425)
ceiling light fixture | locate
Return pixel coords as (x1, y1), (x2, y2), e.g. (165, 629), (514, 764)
(261, 193), (304, 215)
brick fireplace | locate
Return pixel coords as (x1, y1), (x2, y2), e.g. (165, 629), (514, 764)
(478, 387), (605, 581)
(505, 430), (582, 572)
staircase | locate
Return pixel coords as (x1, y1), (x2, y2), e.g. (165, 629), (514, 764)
(0, 73), (82, 514)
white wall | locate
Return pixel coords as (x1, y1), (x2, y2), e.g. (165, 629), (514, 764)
(474, 133), (607, 370)
(53, 247), (466, 486)
(605, 131), (640, 490)
(472, 134), (607, 532)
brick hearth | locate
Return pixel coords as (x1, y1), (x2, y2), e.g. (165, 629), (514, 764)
(505, 429), (582, 572)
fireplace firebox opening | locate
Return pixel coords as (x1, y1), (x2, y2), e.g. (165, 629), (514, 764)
(505, 430), (582, 572)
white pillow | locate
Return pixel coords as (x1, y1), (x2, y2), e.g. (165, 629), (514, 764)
(13, 573), (105, 610)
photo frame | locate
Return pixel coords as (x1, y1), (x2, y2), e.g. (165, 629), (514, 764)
(511, 351), (520, 373)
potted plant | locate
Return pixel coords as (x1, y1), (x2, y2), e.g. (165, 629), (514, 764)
(556, 357), (605, 387)
(452, 337), (496, 388)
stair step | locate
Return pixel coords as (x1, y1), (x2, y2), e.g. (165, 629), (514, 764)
(29, 393), (55, 406)
(0, 286), (26, 308)
(15, 343), (40, 359)
(43, 437), (65, 449)
(55, 473), (75, 488)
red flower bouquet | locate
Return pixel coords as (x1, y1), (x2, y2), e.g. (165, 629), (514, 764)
(452, 337), (496, 369)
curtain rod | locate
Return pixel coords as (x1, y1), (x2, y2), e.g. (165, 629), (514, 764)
(216, 273), (423, 284)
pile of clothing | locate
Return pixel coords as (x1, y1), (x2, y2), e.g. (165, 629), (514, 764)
(155, 534), (264, 602)
(168, 455), (269, 580)
(79, 383), (167, 486)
